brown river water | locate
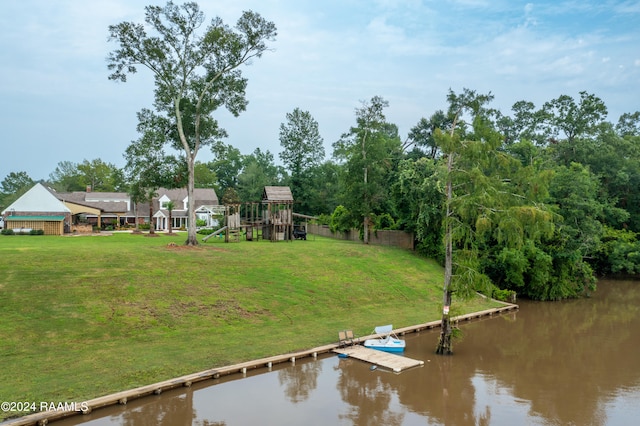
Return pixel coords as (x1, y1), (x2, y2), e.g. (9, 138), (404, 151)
(51, 279), (640, 425)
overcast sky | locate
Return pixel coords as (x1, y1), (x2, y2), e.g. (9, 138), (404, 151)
(1, 0), (638, 182)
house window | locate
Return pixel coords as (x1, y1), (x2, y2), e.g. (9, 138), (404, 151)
(158, 195), (171, 210)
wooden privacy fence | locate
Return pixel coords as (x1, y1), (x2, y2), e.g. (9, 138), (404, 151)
(5, 217), (65, 236)
(307, 224), (414, 250)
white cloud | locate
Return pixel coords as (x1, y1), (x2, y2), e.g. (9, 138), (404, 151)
(0, 0), (638, 180)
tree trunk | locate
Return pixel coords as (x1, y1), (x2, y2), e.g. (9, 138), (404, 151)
(149, 199), (155, 235)
(362, 129), (369, 245)
(436, 128), (456, 355)
(175, 96), (199, 246)
(133, 202), (141, 233)
(436, 290), (453, 355)
(363, 215), (369, 244)
(436, 208), (453, 355)
(185, 158), (198, 246)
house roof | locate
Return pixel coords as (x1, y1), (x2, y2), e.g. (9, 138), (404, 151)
(56, 192), (129, 214)
(5, 186), (219, 218)
(1, 183), (71, 215)
(85, 192), (129, 201)
(262, 186), (293, 202)
(59, 191), (129, 202)
(155, 187), (219, 206)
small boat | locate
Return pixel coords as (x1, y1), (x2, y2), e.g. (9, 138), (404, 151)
(364, 324), (406, 353)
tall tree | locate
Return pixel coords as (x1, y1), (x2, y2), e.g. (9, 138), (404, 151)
(333, 96), (401, 244)
(237, 148), (286, 202)
(541, 91), (608, 144)
(193, 161), (217, 189)
(436, 88), (493, 355)
(391, 158), (443, 259)
(237, 161), (267, 202)
(77, 158), (121, 192)
(495, 100), (548, 146)
(404, 111), (451, 159)
(124, 109), (183, 233)
(252, 147), (287, 184)
(0, 171), (34, 212)
(279, 107), (325, 210)
(208, 142), (244, 196)
(434, 88), (556, 354)
(616, 111), (640, 137)
(1, 171), (34, 195)
(549, 163), (608, 255)
(303, 160), (342, 215)
(108, 1), (277, 245)
(48, 159), (123, 192)
(48, 161), (84, 192)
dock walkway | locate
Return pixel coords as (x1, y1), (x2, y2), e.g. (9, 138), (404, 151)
(4, 303), (516, 426)
(333, 345), (424, 372)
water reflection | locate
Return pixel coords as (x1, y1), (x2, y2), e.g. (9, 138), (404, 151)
(52, 280), (640, 425)
(279, 361), (322, 403)
(336, 356), (406, 425)
(118, 392), (195, 426)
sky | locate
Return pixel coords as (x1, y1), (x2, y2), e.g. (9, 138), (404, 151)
(1, 0), (639, 182)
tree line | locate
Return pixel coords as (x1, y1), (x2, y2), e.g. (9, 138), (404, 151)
(3, 88), (639, 301)
(2, 2), (640, 304)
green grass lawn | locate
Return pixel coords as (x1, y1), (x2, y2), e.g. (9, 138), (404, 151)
(0, 232), (500, 420)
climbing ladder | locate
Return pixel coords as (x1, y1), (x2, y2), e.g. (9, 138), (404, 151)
(226, 228), (240, 243)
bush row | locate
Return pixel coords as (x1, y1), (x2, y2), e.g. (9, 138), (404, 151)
(1, 229), (45, 235)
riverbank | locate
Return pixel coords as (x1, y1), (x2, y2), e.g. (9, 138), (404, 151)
(2, 303), (517, 426)
(0, 234), (503, 423)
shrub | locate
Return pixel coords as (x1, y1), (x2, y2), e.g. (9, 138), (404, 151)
(373, 213), (396, 230)
(314, 214), (331, 226)
(29, 229), (45, 235)
(492, 288), (517, 303)
(329, 205), (355, 233)
(1, 228), (14, 235)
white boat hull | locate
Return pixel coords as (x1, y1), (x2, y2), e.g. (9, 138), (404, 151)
(364, 338), (406, 353)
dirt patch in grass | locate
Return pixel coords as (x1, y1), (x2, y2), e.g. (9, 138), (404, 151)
(210, 300), (269, 319)
(165, 300), (266, 320)
(112, 298), (266, 324)
(165, 242), (226, 252)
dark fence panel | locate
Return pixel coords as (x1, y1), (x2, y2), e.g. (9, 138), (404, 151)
(307, 224), (414, 250)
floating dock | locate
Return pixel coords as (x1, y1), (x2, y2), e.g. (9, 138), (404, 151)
(333, 345), (424, 372)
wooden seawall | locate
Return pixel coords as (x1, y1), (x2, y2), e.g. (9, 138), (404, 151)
(3, 303), (517, 426)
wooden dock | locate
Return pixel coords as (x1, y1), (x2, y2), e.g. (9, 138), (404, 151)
(4, 303), (516, 426)
(333, 345), (424, 373)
